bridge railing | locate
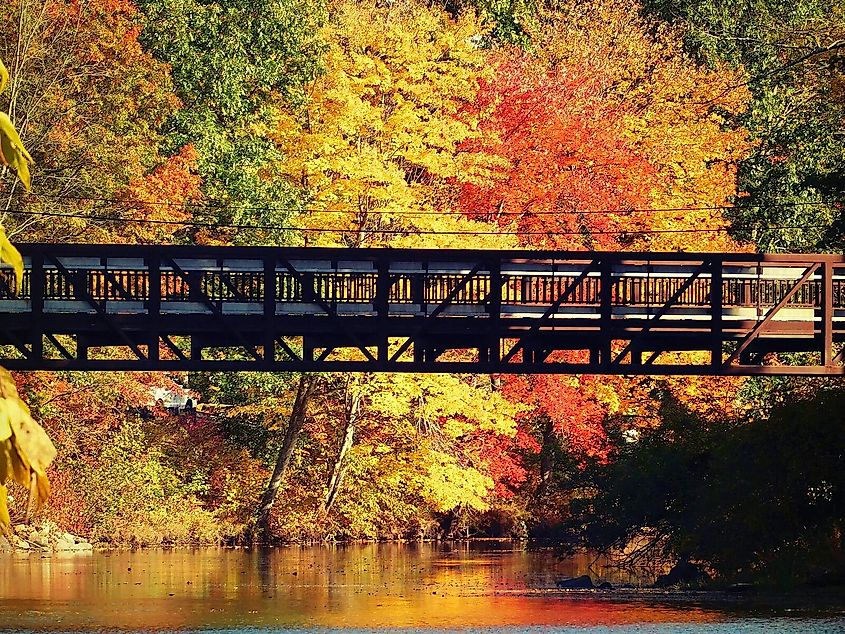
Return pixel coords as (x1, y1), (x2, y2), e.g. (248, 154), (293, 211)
(0, 245), (840, 374)
(0, 253), (842, 312)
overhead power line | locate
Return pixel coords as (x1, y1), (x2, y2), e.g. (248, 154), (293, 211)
(19, 192), (845, 217)
(0, 208), (832, 237)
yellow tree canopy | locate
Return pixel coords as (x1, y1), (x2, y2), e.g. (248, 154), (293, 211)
(270, 0), (515, 249)
(344, 372), (521, 513)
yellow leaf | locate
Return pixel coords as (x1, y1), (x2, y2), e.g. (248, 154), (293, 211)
(0, 368), (56, 529)
(2, 437), (29, 489)
(0, 58), (7, 95)
(0, 398), (10, 442)
(0, 112), (34, 192)
(0, 227), (23, 294)
(36, 472), (50, 501)
(0, 485), (8, 529)
(9, 412), (55, 478)
(0, 439), (11, 482)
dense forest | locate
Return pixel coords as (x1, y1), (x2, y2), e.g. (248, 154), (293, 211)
(0, 0), (843, 587)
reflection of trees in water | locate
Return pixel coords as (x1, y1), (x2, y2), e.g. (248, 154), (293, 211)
(7, 544), (838, 628)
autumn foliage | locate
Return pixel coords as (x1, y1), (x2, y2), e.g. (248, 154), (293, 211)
(0, 0), (184, 241)
(114, 144), (202, 243)
(458, 53), (657, 250)
(0, 0), (784, 545)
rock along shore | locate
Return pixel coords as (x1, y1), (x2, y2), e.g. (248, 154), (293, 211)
(1, 521), (93, 553)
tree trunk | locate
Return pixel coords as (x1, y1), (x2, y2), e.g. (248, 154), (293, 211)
(323, 389), (360, 513)
(253, 374), (317, 541)
(537, 416), (555, 499)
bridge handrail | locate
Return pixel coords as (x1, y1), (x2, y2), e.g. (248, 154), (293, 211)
(0, 245), (840, 311)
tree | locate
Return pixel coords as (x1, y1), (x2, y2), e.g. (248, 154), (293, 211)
(270, 0), (515, 249)
(253, 373), (318, 540)
(136, 0), (326, 244)
(113, 144), (202, 243)
(453, 5), (752, 532)
(576, 389), (845, 584)
(215, 368), (522, 541)
(18, 369), (231, 543)
(457, 51), (658, 250)
(0, 0), (188, 242)
(450, 0), (538, 47)
(322, 375), (362, 513)
(459, 0), (751, 252)
(641, 0), (845, 252)
(314, 371), (521, 538)
(503, 374), (611, 464)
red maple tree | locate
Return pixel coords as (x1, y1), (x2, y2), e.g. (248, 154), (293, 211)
(458, 53), (660, 249)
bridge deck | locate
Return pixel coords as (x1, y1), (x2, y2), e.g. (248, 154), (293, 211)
(0, 244), (841, 375)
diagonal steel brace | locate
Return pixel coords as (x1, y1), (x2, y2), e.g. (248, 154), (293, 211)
(389, 262), (487, 363)
(501, 261), (599, 365)
(275, 336), (302, 362)
(102, 270), (134, 301)
(165, 259), (262, 362)
(45, 333), (74, 360)
(48, 257), (147, 360)
(278, 259), (377, 363)
(217, 272), (250, 303)
(611, 262), (706, 366)
(724, 263), (819, 367)
(160, 334), (189, 362)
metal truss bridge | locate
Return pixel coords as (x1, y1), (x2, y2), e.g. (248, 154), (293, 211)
(0, 244), (841, 375)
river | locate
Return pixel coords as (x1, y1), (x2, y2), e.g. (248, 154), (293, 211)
(1, 542), (843, 632)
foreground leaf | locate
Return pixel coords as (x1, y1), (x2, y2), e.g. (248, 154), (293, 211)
(0, 227), (23, 294)
(0, 368), (56, 529)
(0, 112), (34, 191)
(0, 484), (8, 528)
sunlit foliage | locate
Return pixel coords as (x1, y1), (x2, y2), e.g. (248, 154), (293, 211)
(4, 0), (837, 581)
(270, 0), (514, 249)
(643, 0), (845, 252)
(0, 0), (190, 241)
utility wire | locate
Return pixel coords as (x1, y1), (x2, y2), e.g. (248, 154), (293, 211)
(0, 208), (831, 237)
(19, 193), (845, 217)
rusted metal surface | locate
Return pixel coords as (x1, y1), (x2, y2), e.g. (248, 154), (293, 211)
(0, 244), (841, 375)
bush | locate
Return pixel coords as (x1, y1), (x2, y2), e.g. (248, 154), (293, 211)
(574, 390), (845, 586)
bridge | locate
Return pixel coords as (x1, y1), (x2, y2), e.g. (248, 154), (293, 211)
(0, 244), (841, 375)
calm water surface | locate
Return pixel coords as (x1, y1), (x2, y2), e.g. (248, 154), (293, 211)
(1, 543), (843, 632)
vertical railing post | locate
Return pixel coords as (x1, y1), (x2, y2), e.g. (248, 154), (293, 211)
(822, 259), (833, 367)
(487, 256), (502, 366)
(376, 257), (390, 365)
(413, 264), (425, 365)
(599, 258), (612, 367)
(711, 256), (723, 367)
(264, 255), (276, 367)
(147, 254), (160, 365)
(301, 272), (314, 302)
(187, 269), (201, 303)
(30, 251), (44, 362)
(411, 271), (424, 307)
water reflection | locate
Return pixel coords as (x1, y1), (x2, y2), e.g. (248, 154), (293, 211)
(0, 543), (842, 631)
